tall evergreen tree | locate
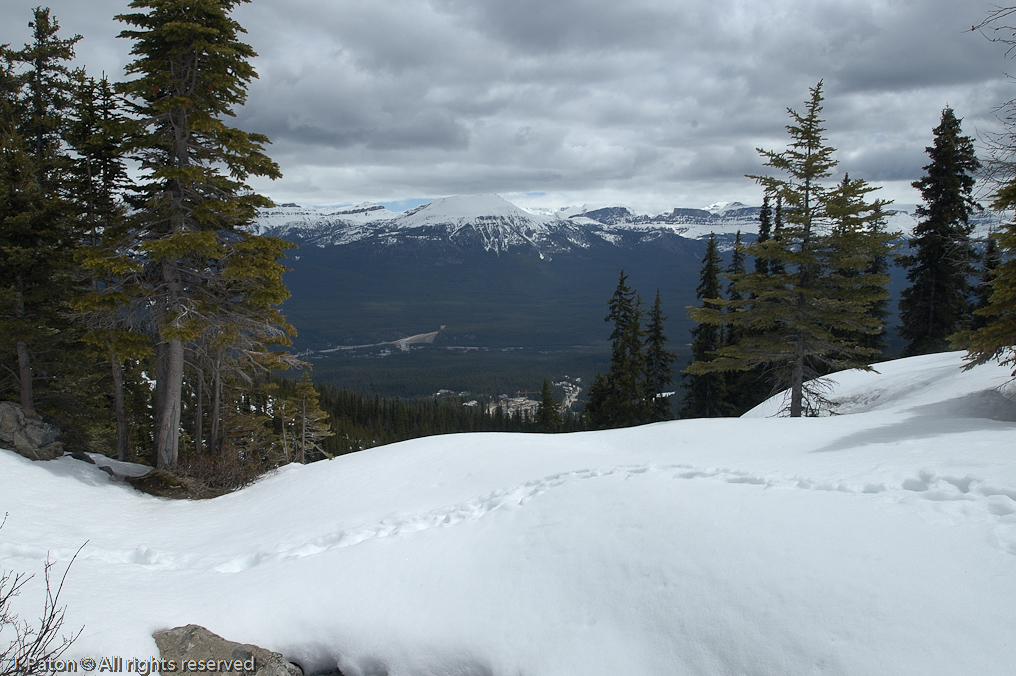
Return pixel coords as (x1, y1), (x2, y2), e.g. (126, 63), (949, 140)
(755, 197), (772, 276)
(724, 231), (745, 346)
(16, 8), (81, 197)
(723, 230), (769, 413)
(971, 233), (1001, 331)
(283, 371), (334, 463)
(644, 290), (676, 422)
(954, 219), (1016, 374)
(680, 234), (729, 418)
(585, 271), (647, 429)
(67, 73), (142, 461)
(116, 0), (287, 469)
(825, 173), (894, 356)
(687, 82), (890, 417)
(534, 379), (563, 433)
(951, 8), (1016, 377)
(898, 108), (980, 356)
(0, 9), (83, 417)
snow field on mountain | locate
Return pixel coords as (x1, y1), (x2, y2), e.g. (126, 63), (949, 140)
(251, 194), (972, 245)
(1, 352), (1015, 675)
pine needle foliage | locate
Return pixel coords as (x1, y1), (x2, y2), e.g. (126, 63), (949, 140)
(899, 108), (981, 357)
(115, 0), (289, 469)
(686, 82), (892, 417)
(644, 290), (677, 422)
(680, 234), (730, 418)
(534, 379), (563, 433)
(585, 271), (648, 429)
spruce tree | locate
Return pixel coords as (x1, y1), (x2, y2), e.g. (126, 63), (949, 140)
(956, 8), (1016, 373)
(825, 173), (894, 356)
(755, 196), (773, 276)
(680, 234), (729, 418)
(971, 233), (1000, 331)
(534, 379), (563, 433)
(724, 230), (769, 413)
(116, 0), (286, 469)
(724, 231), (745, 346)
(585, 271), (647, 429)
(286, 371), (334, 463)
(0, 10), (83, 417)
(67, 73), (142, 460)
(644, 290), (676, 422)
(687, 82), (890, 416)
(898, 108), (980, 356)
(16, 8), (80, 196)
(953, 203), (1016, 374)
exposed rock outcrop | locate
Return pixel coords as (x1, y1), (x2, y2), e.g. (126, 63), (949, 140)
(154, 624), (304, 676)
(0, 401), (62, 461)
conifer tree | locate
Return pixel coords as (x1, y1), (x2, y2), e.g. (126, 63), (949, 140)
(17, 8), (80, 196)
(723, 230), (769, 413)
(825, 173), (894, 356)
(284, 371), (334, 463)
(687, 82), (890, 416)
(971, 233), (1001, 331)
(116, 0), (286, 469)
(950, 8), (1016, 378)
(680, 234), (729, 418)
(644, 290), (676, 422)
(585, 271), (647, 428)
(755, 197), (773, 276)
(724, 231), (745, 346)
(67, 73), (142, 461)
(534, 379), (563, 433)
(898, 108), (980, 356)
(0, 10), (82, 417)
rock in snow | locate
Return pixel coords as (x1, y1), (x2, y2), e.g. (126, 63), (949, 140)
(1, 351), (1015, 676)
(154, 624), (303, 676)
(0, 400), (62, 460)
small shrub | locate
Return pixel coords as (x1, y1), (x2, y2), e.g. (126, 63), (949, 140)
(0, 515), (83, 676)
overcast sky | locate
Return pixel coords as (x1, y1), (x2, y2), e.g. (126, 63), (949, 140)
(1, 0), (1012, 213)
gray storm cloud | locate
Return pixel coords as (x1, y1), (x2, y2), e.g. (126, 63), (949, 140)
(0, 0), (1008, 211)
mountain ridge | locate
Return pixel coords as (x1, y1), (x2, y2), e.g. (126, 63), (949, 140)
(252, 193), (997, 258)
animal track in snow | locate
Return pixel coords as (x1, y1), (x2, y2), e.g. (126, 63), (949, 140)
(12, 462), (1014, 573)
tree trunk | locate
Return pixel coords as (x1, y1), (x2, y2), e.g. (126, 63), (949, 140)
(280, 401), (289, 462)
(195, 368), (203, 455)
(112, 355), (129, 462)
(300, 393), (307, 464)
(790, 339), (804, 418)
(14, 275), (35, 416)
(210, 358), (221, 454)
(17, 340), (35, 417)
(153, 338), (184, 470)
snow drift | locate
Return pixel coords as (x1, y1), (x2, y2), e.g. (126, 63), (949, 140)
(1, 351), (1015, 675)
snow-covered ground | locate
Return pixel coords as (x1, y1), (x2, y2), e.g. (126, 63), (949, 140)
(2, 351), (1015, 675)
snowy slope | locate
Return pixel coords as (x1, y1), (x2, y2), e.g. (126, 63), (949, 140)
(2, 352), (1015, 675)
(393, 194), (562, 253)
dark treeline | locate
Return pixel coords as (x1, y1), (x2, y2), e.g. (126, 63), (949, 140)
(276, 379), (584, 458)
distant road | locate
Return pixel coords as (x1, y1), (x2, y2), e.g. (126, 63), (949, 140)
(316, 330), (440, 353)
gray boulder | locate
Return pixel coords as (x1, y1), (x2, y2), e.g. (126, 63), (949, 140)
(153, 624), (304, 676)
(0, 401), (62, 461)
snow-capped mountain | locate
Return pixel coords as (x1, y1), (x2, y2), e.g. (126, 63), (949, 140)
(257, 194), (697, 257)
(257, 195), (1003, 256)
(255, 194), (760, 256)
(255, 194), (1004, 353)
